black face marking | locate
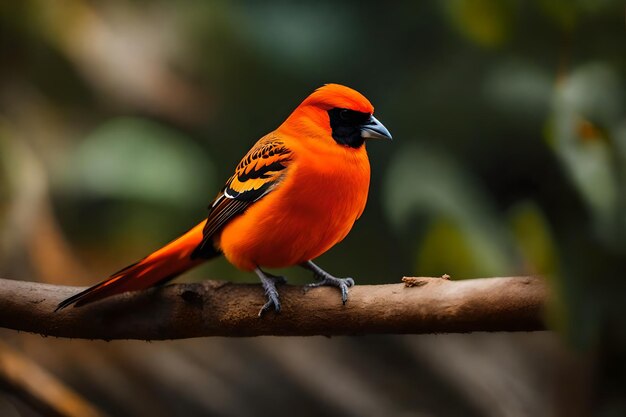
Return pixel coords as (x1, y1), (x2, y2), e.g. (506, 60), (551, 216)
(328, 108), (371, 148)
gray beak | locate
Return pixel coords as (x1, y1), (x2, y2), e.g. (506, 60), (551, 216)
(361, 115), (392, 140)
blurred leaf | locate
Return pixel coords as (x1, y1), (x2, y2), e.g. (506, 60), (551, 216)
(483, 59), (552, 122)
(417, 216), (507, 278)
(547, 63), (623, 240)
(534, 0), (618, 30)
(0, 126), (11, 206)
(534, 0), (579, 30)
(55, 117), (214, 207)
(614, 122), (626, 233)
(443, 0), (516, 48)
(559, 64), (623, 128)
(384, 144), (516, 277)
(235, 3), (355, 72)
(509, 201), (559, 276)
(509, 201), (568, 331)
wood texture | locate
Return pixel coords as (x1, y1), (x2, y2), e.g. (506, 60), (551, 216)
(0, 276), (548, 340)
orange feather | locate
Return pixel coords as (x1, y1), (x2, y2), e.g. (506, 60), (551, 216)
(57, 84), (387, 310)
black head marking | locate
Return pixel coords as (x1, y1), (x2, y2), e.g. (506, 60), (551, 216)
(328, 108), (371, 148)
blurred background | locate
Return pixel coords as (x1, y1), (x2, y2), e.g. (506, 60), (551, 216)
(1, 1), (625, 416)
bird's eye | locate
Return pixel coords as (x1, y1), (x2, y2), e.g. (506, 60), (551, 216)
(330, 108), (370, 126)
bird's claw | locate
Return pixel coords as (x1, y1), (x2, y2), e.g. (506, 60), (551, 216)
(258, 293), (281, 317)
(256, 268), (282, 317)
(307, 276), (355, 304)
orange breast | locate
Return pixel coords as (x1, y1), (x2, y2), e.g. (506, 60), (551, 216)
(217, 140), (370, 271)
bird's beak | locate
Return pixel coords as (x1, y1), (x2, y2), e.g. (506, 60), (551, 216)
(361, 115), (392, 141)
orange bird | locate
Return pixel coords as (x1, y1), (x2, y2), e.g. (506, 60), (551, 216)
(57, 84), (392, 315)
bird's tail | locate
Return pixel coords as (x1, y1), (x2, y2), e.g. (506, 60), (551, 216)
(56, 221), (216, 310)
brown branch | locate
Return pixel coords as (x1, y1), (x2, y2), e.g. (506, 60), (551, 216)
(0, 276), (548, 340)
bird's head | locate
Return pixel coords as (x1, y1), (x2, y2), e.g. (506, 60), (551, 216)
(281, 84), (392, 148)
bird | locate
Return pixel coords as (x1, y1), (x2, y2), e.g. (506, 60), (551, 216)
(56, 84), (392, 316)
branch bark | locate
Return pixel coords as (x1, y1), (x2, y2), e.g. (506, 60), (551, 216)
(0, 276), (548, 340)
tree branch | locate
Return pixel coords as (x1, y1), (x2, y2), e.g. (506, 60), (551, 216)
(0, 276), (547, 340)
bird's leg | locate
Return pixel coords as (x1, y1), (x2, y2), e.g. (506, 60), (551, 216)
(254, 268), (284, 317)
(261, 270), (288, 285)
(300, 260), (355, 304)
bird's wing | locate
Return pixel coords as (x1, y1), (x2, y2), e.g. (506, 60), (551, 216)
(192, 135), (292, 257)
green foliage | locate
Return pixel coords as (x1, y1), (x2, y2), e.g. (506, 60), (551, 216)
(443, 0), (516, 47)
(535, 0), (618, 30)
(55, 117), (214, 208)
(483, 59), (552, 123)
(547, 63), (625, 244)
(385, 145), (562, 279)
(417, 217), (505, 278)
(508, 201), (559, 276)
(509, 201), (567, 330)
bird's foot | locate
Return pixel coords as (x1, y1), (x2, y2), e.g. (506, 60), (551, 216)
(255, 268), (284, 317)
(258, 295), (280, 317)
(301, 261), (355, 304)
(307, 275), (354, 304)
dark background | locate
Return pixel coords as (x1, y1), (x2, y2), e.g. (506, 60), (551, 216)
(1, 1), (625, 416)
